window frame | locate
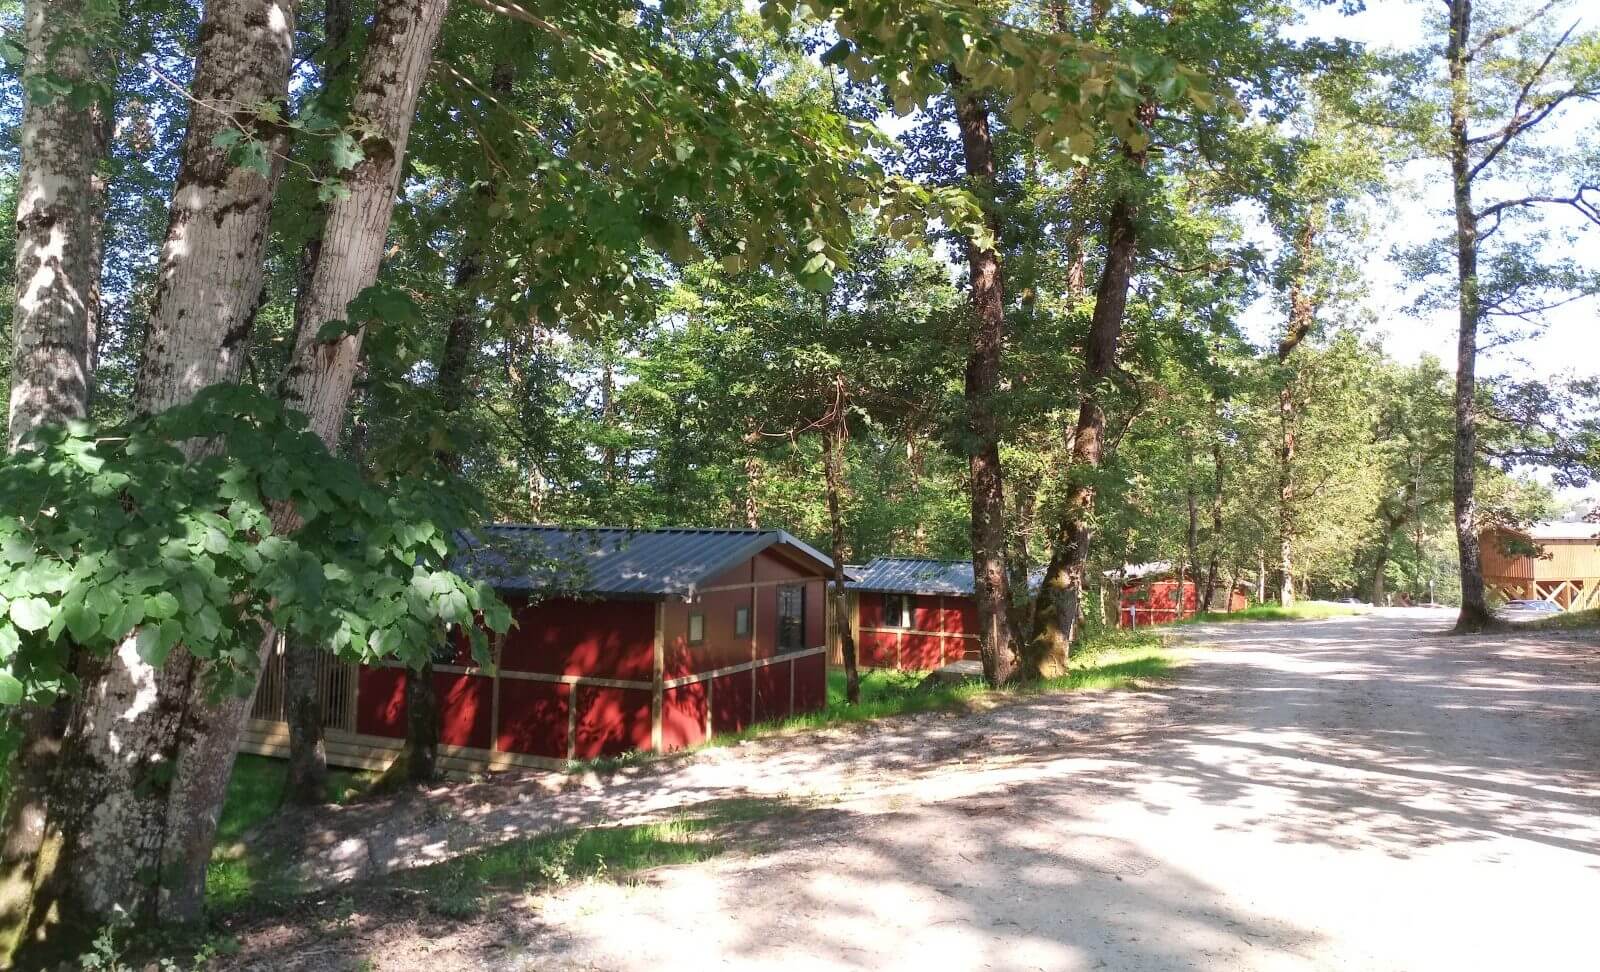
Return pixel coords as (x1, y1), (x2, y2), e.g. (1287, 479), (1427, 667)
(882, 593), (912, 629)
(734, 605), (750, 637)
(776, 584), (805, 653)
(688, 611), (706, 645)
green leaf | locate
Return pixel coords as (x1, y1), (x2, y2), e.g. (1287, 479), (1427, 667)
(8, 597), (50, 633)
(145, 591), (180, 620)
(0, 628), (20, 662)
(63, 601), (100, 643)
(0, 673), (23, 706)
(136, 625), (171, 667)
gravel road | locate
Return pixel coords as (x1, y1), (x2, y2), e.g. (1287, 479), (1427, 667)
(227, 608), (1600, 971)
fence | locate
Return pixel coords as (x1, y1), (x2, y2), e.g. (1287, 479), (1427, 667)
(250, 636), (359, 733)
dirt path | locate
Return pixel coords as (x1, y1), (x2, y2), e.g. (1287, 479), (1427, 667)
(225, 609), (1600, 971)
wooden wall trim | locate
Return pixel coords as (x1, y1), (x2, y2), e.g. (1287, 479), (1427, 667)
(661, 646), (826, 689)
(651, 600), (665, 752)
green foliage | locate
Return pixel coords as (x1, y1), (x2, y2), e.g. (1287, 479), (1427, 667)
(0, 386), (510, 703)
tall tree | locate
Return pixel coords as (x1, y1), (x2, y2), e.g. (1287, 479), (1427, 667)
(950, 75), (1020, 687)
(1435, 0), (1600, 631)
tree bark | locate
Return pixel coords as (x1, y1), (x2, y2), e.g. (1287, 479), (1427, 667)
(3, 1), (298, 958)
(950, 75), (1019, 687)
(277, 0), (450, 446)
(282, 0), (356, 804)
(1447, 0), (1492, 631)
(0, 0), (112, 948)
(1201, 438), (1225, 611)
(6, 0), (104, 449)
(1275, 215), (1320, 607)
(1023, 101), (1153, 679)
(821, 408), (860, 704)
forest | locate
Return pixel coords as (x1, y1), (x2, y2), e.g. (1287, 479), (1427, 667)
(0, 0), (1598, 965)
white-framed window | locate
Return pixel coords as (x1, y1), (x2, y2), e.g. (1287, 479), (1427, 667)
(882, 593), (912, 628)
(688, 612), (706, 645)
(734, 606), (750, 636)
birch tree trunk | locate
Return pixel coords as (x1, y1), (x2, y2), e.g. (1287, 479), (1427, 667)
(1446, 0), (1492, 632)
(950, 76), (1019, 688)
(277, 0), (450, 445)
(2, 2), (299, 958)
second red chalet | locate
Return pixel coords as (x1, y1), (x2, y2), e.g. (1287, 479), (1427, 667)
(243, 525), (836, 773)
(835, 557), (984, 670)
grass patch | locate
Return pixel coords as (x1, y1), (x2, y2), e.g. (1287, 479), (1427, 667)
(1179, 600), (1366, 624)
(206, 755), (375, 913)
(1520, 607), (1600, 631)
(386, 796), (798, 919)
(705, 626), (1175, 745)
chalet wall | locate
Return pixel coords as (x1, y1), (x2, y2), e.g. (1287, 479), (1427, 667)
(246, 547), (829, 772)
(848, 591), (979, 671)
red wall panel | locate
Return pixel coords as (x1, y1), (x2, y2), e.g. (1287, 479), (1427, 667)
(857, 592), (885, 628)
(495, 680), (569, 759)
(572, 685), (653, 759)
(754, 550), (808, 583)
(498, 597), (655, 680)
(859, 629), (898, 668)
(754, 662), (791, 724)
(435, 672), (494, 750)
(710, 670), (752, 735)
(911, 595), (942, 633)
(901, 632), (943, 671)
(356, 666), (407, 738)
(803, 579), (825, 650)
(792, 653), (826, 713)
(661, 682), (708, 751)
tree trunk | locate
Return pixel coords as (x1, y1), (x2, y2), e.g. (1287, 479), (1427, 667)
(950, 76), (1019, 688)
(821, 410), (860, 704)
(1024, 195), (1140, 677)
(2, 1), (298, 958)
(6, 0), (105, 449)
(1024, 103), (1152, 680)
(1183, 441), (1200, 619)
(282, 0), (356, 804)
(1201, 438), (1224, 611)
(0, 0), (111, 949)
(1275, 216), (1320, 608)
(1447, 0), (1491, 631)
(277, 0), (449, 446)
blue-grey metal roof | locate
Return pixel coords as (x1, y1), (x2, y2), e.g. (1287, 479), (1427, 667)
(846, 557), (977, 595)
(844, 557), (1045, 596)
(452, 525), (838, 598)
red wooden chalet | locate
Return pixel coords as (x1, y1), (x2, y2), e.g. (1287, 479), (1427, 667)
(831, 558), (984, 671)
(244, 526), (835, 773)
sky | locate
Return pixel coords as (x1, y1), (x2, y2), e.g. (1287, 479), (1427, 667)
(1267, 0), (1599, 386)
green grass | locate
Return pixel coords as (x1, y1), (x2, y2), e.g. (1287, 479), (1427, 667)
(1178, 600), (1367, 624)
(706, 627), (1175, 745)
(1520, 607), (1600, 631)
(211, 631), (1175, 913)
(348, 796), (795, 921)
(206, 755), (375, 912)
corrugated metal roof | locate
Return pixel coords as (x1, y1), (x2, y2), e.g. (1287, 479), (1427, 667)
(452, 525), (837, 598)
(846, 556), (1045, 595)
(846, 558), (977, 595)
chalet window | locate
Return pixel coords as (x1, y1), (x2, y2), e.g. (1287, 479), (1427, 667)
(734, 606), (750, 637)
(882, 593), (912, 628)
(777, 585), (805, 653)
(688, 612), (705, 645)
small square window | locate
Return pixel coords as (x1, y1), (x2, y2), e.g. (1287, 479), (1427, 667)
(734, 606), (750, 636)
(883, 594), (912, 628)
(688, 612), (705, 645)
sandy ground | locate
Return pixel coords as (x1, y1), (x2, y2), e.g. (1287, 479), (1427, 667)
(222, 608), (1600, 971)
